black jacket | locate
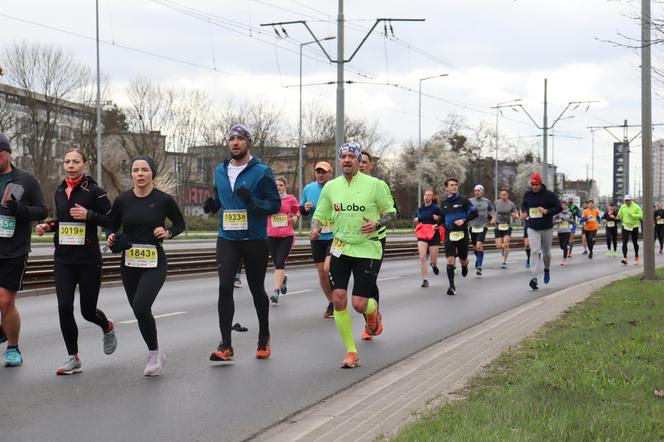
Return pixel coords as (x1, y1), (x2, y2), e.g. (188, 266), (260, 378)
(48, 176), (111, 264)
(520, 185), (562, 231)
(0, 165), (47, 259)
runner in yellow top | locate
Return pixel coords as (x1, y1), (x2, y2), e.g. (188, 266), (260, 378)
(617, 195), (643, 265)
(310, 142), (396, 368)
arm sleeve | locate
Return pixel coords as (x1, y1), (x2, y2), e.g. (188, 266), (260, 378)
(465, 199), (478, 222)
(377, 181), (396, 216)
(87, 187), (112, 227)
(291, 196), (301, 216)
(547, 194), (563, 217)
(299, 186), (311, 215)
(106, 197), (122, 236)
(246, 173), (281, 215)
(312, 186), (332, 224)
(636, 205), (644, 220)
(166, 195), (186, 238)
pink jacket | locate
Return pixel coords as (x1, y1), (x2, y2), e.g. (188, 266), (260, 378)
(267, 194), (300, 238)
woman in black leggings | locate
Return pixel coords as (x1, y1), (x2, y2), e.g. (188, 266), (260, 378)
(35, 147), (116, 375)
(655, 203), (664, 253)
(267, 176), (300, 303)
(107, 156), (185, 376)
(602, 203), (619, 256)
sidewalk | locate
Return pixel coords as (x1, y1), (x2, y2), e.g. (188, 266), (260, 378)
(253, 267), (642, 442)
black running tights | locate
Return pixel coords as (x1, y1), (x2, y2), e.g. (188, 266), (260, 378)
(656, 225), (664, 250)
(583, 229), (597, 253)
(558, 232), (570, 259)
(55, 262), (109, 355)
(216, 238), (270, 346)
(606, 227), (618, 251)
(121, 252), (167, 351)
(622, 228), (639, 258)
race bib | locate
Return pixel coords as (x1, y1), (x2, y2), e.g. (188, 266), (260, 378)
(471, 226), (484, 233)
(125, 244), (158, 268)
(623, 224), (636, 232)
(449, 231), (465, 241)
(58, 222), (86, 245)
(529, 208), (543, 219)
(498, 223), (510, 231)
(657, 219), (664, 225)
(560, 221), (569, 228)
(321, 220), (333, 234)
(330, 237), (346, 258)
(0, 215), (16, 238)
(271, 214), (289, 228)
(588, 216), (596, 222)
(607, 221), (616, 228)
(223, 209), (248, 231)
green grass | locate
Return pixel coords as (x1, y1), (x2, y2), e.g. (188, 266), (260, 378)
(392, 269), (664, 442)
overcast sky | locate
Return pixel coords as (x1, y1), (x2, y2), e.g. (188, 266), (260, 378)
(1, 0), (661, 196)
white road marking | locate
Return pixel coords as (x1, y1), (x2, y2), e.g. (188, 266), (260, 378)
(282, 289), (313, 296)
(119, 311), (187, 324)
(377, 276), (402, 282)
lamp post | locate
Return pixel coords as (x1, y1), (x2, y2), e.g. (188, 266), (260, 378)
(298, 36), (335, 233)
(95, 0), (102, 187)
(418, 73), (448, 207)
(491, 99), (521, 201)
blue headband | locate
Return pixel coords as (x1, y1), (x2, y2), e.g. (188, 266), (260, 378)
(338, 142), (362, 161)
(228, 124), (252, 145)
(132, 155), (158, 179)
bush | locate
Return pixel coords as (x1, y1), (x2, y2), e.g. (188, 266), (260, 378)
(184, 215), (218, 231)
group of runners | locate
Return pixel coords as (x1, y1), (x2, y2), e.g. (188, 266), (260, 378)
(0, 125), (652, 374)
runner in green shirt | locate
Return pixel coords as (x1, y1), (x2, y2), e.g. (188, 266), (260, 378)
(310, 142), (396, 368)
(617, 195), (643, 265)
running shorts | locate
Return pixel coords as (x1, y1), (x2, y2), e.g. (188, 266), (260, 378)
(469, 227), (487, 244)
(444, 230), (469, 260)
(0, 255), (28, 292)
(494, 227), (513, 239)
(310, 239), (332, 264)
(328, 254), (380, 298)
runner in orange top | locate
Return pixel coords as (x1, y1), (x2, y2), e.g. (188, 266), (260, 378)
(580, 200), (600, 259)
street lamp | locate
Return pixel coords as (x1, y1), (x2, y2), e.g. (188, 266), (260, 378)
(491, 99), (521, 201)
(298, 36), (335, 233)
(418, 73), (448, 207)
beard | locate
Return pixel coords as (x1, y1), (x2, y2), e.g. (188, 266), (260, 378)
(230, 149), (249, 161)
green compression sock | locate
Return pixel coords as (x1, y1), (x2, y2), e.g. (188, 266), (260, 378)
(334, 308), (357, 353)
(364, 298), (377, 315)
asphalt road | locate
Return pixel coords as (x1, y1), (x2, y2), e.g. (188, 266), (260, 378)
(0, 239), (654, 442)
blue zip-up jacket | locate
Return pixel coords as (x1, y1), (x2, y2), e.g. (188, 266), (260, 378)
(440, 193), (478, 231)
(214, 157), (280, 240)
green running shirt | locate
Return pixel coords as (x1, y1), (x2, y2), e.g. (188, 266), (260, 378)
(313, 172), (395, 259)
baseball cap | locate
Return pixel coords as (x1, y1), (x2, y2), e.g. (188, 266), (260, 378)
(474, 184), (484, 192)
(624, 194), (632, 200)
(314, 161), (332, 172)
(0, 133), (10, 153)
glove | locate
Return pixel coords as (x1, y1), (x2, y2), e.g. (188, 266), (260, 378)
(6, 195), (27, 219)
(109, 234), (133, 254)
(203, 197), (220, 214)
(236, 187), (252, 204)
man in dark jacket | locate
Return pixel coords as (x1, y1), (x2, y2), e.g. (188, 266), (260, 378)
(520, 173), (562, 290)
(0, 133), (47, 366)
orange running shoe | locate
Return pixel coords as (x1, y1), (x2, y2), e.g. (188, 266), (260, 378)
(361, 329), (373, 341)
(209, 343), (234, 361)
(340, 352), (359, 368)
(256, 336), (271, 359)
(365, 310), (383, 336)
(635, 256), (641, 265)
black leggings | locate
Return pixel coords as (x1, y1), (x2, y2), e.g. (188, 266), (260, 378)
(55, 261), (109, 355)
(656, 225), (664, 250)
(268, 236), (294, 270)
(120, 250), (167, 351)
(369, 238), (386, 304)
(583, 230), (597, 253)
(216, 238), (270, 346)
(606, 227), (618, 251)
(558, 232), (570, 259)
(622, 228), (639, 258)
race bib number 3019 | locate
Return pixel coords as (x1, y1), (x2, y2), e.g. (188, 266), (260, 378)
(59, 222), (86, 245)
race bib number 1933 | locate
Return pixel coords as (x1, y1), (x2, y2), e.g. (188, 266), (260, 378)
(223, 209), (248, 231)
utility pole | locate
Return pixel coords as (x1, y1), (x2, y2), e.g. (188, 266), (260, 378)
(500, 80), (596, 189)
(262, 4), (424, 175)
(642, 0), (656, 279)
(95, 0), (103, 188)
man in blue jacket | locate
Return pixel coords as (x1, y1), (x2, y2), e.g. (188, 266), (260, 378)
(520, 173), (562, 290)
(203, 124), (280, 362)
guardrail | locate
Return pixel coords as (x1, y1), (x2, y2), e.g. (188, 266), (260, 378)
(22, 234), (616, 289)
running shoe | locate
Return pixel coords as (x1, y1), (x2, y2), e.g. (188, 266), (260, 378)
(582, 250), (588, 255)
(525, 261), (530, 269)
(543, 269), (550, 284)
(446, 286), (456, 296)
(233, 277), (242, 288)
(4, 348), (22, 367)
(256, 336), (271, 359)
(210, 343), (234, 361)
(280, 274), (288, 295)
(431, 264), (439, 275)
(270, 289), (280, 304)
(365, 310), (383, 336)
(560, 259), (567, 266)
(323, 303), (334, 318)
(340, 352), (359, 368)
(144, 350), (165, 376)
(476, 267), (482, 276)
(0, 327), (6, 345)
(606, 250), (612, 256)
(635, 257), (641, 265)
(103, 320), (117, 355)
(361, 329), (374, 341)
(529, 278), (539, 290)
(421, 279), (429, 288)
(56, 354), (82, 375)
(568, 250), (573, 258)
(660, 250), (663, 255)
(621, 258), (628, 265)
(588, 251), (593, 259)
(500, 262), (507, 269)
(461, 266), (468, 277)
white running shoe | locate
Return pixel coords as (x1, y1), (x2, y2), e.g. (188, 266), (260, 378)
(144, 350), (166, 376)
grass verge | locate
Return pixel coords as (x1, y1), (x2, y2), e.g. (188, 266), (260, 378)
(392, 268), (664, 441)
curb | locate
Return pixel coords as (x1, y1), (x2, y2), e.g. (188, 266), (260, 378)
(251, 267), (643, 442)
